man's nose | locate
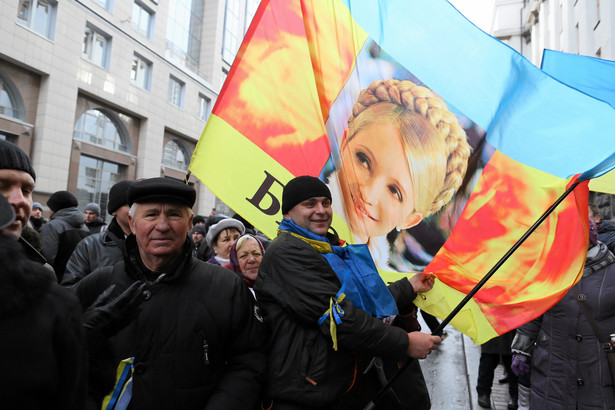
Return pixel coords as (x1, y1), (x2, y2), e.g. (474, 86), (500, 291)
(7, 187), (28, 210)
(314, 203), (327, 214)
(156, 216), (171, 230)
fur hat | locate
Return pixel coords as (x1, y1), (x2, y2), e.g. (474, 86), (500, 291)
(206, 218), (245, 247)
(128, 178), (196, 208)
(0, 140), (35, 181)
(282, 175), (331, 214)
(47, 191), (78, 212)
(85, 202), (101, 216)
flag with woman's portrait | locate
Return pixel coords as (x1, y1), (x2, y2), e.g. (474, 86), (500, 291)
(189, 0), (615, 344)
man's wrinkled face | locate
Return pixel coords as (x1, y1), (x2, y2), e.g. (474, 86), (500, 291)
(129, 202), (192, 267)
(0, 169), (34, 239)
(130, 203), (192, 257)
(84, 210), (98, 223)
(31, 208), (42, 218)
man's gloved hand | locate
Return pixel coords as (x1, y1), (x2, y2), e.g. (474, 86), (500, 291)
(511, 353), (531, 376)
(82, 281), (146, 337)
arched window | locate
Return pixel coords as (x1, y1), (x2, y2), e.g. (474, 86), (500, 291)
(162, 139), (190, 171)
(0, 74), (25, 120)
(73, 109), (129, 152)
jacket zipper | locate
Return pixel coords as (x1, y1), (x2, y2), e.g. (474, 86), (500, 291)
(203, 340), (210, 365)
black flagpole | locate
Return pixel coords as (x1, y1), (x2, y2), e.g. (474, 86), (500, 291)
(363, 179), (583, 410)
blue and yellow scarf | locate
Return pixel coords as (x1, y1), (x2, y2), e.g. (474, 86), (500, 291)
(279, 219), (398, 349)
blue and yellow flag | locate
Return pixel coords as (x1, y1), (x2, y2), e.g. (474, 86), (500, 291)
(190, 0), (615, 343)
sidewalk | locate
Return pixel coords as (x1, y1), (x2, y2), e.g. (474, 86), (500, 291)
(419, 321), (513, 410)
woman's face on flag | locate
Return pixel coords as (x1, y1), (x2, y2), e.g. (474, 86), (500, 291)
(339, 120), (421, 242)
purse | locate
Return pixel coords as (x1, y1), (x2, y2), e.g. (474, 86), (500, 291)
(573, 285), (615, 386)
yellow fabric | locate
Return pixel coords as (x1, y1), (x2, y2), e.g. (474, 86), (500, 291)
(323, 293), (346, 351)
(280, 229), (333, 254)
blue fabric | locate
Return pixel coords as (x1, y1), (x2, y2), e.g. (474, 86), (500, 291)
(336, 0), (615, 181)
(279, 218), (398, 318)
(541, 50), (615, 181)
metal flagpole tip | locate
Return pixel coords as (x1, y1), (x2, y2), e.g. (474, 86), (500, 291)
(0, 194), (16, 231)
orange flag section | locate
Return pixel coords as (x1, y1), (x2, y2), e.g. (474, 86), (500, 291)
(415, 150), (589, 344)
(212, 0), (368, 176)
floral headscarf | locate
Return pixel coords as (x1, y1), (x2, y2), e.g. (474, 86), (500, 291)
(228, 234), (265, 287)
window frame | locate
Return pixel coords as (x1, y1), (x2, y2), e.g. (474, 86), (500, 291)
(82, 23), (112, 69)
(132, 1), (155, 40)
(16, 0), (58, 40)
(130, 53), (152, 91)
(162, 139), (190, 172)
(198, 93), (211, 121)
(168, 75), (185, 108)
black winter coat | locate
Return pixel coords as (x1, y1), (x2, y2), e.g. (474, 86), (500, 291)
(40, 207), (89, 282)
(63, 217), (125, 286)
(0, 234), (87, 409)
(255, 231), (415, 407)
(73, 235), (267, 410)
(517, 242), (615, 409)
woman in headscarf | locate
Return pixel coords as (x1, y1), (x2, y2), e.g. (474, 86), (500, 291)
(228, 233), (265, 297)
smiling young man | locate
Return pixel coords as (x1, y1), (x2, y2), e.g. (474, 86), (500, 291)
(73, 177), (266, 409)
(255, 175), (441, 409)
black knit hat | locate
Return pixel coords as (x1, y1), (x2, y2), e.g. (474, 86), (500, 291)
(282, 176), (331, 214)
(192, 215), (207, 226)
(47, 190), (78, 212)
(0, 140), (35, 181)
(128, 177), (196, 208)
(108, 180), (134, 215)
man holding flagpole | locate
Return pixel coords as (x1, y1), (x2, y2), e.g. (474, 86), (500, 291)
(255, 175), (441, 409)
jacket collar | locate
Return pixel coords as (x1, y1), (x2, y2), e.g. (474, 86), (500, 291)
(124, 234), (192, 284)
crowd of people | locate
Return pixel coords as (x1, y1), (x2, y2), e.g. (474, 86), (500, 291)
(2, 133), (615, 410)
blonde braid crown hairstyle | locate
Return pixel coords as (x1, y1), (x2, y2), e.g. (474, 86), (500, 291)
(346, 79), (471, 217)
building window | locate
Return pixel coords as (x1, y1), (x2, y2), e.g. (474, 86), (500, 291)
(82, 24), (111, 68)
(198, 94), (211, 121)
(91, 0), (112, 12)
(222, 0), (241, 64)
(130, 53), (152, 90)
(244, 0), (259, 34)
(74, 109), (129, 152)
(76, 155), (123, 220)
(0, 78), (18, 119)
(222, 0), (260, 64)
(162, 140), (190, 172)
(16, 0), (57, 39)
(166, 0), (203, 72)
(168, 76), (185, 108)
(132, 1), (154, 39)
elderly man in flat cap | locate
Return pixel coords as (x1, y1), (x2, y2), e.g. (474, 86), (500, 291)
(73, 177), (266, 409)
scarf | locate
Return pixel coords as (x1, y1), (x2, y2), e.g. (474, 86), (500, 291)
(279, 219), (398, 348)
